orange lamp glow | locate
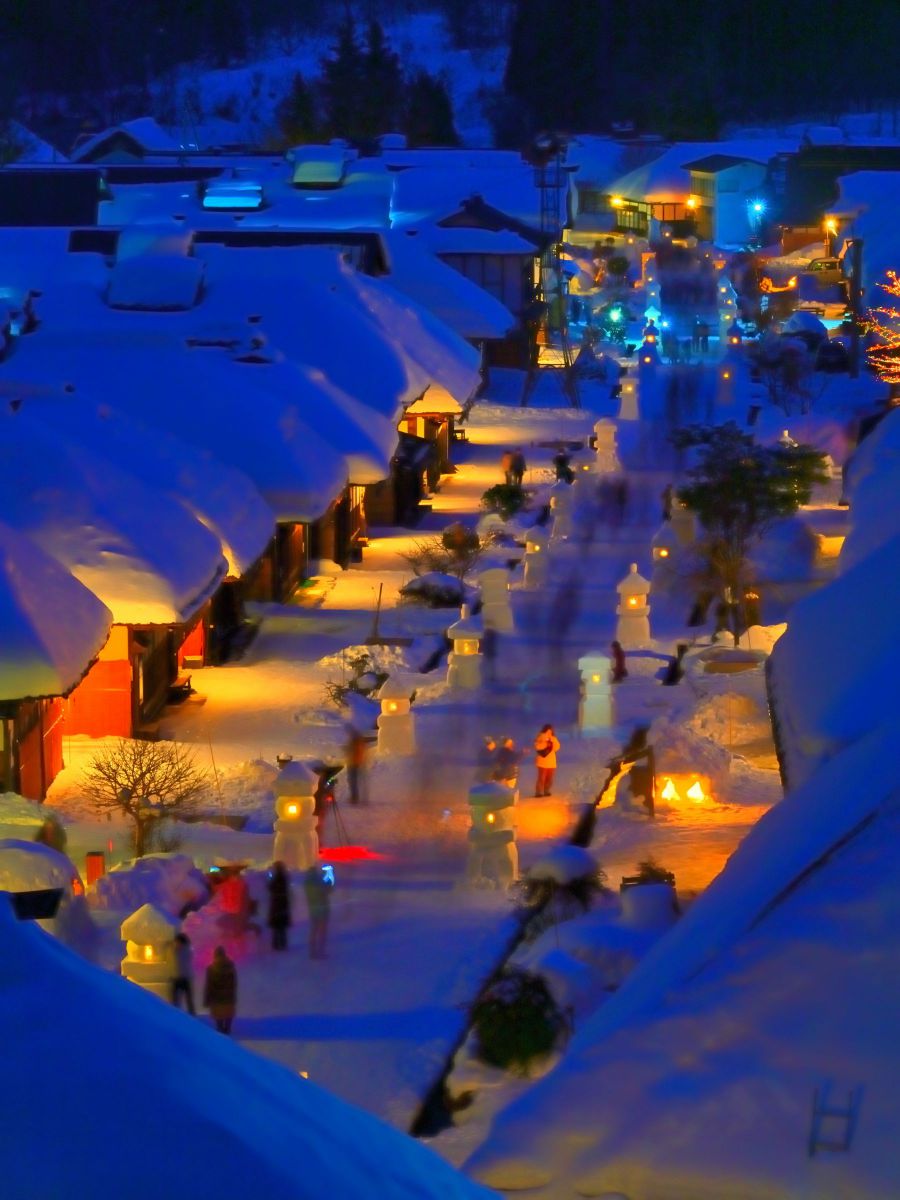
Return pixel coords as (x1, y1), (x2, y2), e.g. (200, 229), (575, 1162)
(486, 812), (495, 825)
(627, 596), (639, 608)
(611, 195), (624, 208)
(286, 802), (298, 817)
(658, 547), (669, 558)
(686, 781), (706, 803)
(143, 945), (154, 962)
(660, 778), (679, 802)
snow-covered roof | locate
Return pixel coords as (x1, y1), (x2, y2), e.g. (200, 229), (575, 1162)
(415, 225), (539, 256)
(0, 401), (226, 625)
(116, 221), (194, 261)
(390, 159), (556, 231)
(564, 135), (627, 187)
(383, 231), (516, 340)
(843, 407), (900, 568)
(6, 389), (274, 577)
(107, 254), (205, 310)
(0, 898), (493, 1200)
(606, 138), (799, 203)
(71, 117), (180, 162)
(467, 719), (900, 1198)
(0, 520), (111, 701)
(5, 121), (66, 164)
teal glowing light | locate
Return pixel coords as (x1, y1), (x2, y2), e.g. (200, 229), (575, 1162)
(609, 307), (623, 323)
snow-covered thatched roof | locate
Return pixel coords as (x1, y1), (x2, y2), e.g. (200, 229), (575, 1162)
(0, 521), (111, 701)
(0, 403), (226, 625)
(0, 899), (492, 1200)
(383, 231), (516, 341)
(5, 389), (274, 577)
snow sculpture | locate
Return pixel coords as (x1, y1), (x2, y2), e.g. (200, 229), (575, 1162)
(549, 482), (574, 541)
(376, 675), (416, 756)
(569, 449), (596, 511)
(618, 377), (639, 421)
(717, 362), (736, 406)
(478, 567), (515, 634)
(120, 902), (180, 1000)
(523, 525), (549, 589)
(670, 498), (696, 546)
(643, 303), (662, 326)
(447, 605), (483, 689)
(593, 418), (622, 474)
(577, 653), (614, 735)
(273, 762), (319, 871)
(616, 562), (652, 647)
(476, 511), (506, 541)
(466, 780), (518, 887)
(639, 332), (660, 367)
(651, 523), (679, 589)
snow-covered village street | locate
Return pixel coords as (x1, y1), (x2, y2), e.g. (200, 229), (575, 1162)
(2, 5), (900, 1195)
(33, 379), (788, 1132)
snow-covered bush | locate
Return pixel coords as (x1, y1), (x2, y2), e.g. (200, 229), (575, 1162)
(481, 483), (527, 521)
(472, 966), (570, 1072)
(516, 845), (609, 942)
(399, 571), (477, 608)
(91, 852), (209, 917)
(323, 650), (388, 707)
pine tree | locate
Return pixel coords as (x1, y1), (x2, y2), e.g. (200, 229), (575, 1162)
(404, 70), (459, 147)
(320, 16), (367, 139)
(360, 18), (404, 138)
(275, 72), (319, 148)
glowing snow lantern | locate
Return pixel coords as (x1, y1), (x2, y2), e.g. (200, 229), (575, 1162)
(660, 778), (679, 802)
(615, 562), (651, 647)
(577, 652), (613, 735)
(273, 761), (319, 870)
(376, 674), (416, 756)
(447, 605), (483, 689)
(120, 903), (180, 1000)
(686, 780), (706, 803)
(478, 566), (515, 633)
(524, 524), (550, 588)
(466, 780), (518, 887)
(651, 524), (678, 588)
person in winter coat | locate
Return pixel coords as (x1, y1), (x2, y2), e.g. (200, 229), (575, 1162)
(510, 450), (527, 486)
(533, 724), (561, 797)
(171, 932), (195, 1015)
(267, 861), (292, 951)
(610, 640), (628, 683)
(493, 737), (521, 787)
(475, 735), (498, 782)
(345, 727), (369, 805)
(203, 946), (237, 1034)
(303, 864), (332, 960)
(501, 449), (515, 485)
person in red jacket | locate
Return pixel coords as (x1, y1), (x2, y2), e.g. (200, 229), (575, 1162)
(533, 724), (561, 797)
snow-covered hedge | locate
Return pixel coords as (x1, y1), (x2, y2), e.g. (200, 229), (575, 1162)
(91, 852), (209, 916)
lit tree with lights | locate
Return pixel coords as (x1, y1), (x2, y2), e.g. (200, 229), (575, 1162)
(866, 271), (900, 386)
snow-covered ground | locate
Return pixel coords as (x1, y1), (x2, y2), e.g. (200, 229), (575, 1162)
(38, 368), (799, 1142)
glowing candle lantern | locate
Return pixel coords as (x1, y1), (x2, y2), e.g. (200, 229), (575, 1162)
(376, 675), (416, 756)
(273, 761), (319, 870)
(466, 781), (518, 887)
(447, 605), (483, 689)
(660, 778), (679, 802)
(615, 562), (651, 647)
(120, 903), (180, 1000)
(686, 780), (706, 803)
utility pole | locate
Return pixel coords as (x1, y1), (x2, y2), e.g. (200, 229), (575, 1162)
(847, 238), (864, 380)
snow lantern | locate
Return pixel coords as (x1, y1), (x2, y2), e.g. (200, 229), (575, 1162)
(639, 331), (660, 367)
(616, 562), (651, 647)
(524, 525), (549, 589)
(549, 485), (575, 542)
(651, 524), (679, 589)
(569, 448), (596, 511)
(726, 319), (743, 349)
(548, 479), (573, 512)
(376, 675), (416, 756)
(570, 447), (595, 477)
(643, 303), (662, 327)
(718, 276), (738, 342)
(670, 498), (696, 546)
(447, 605), (483, 689)
(273, 761), (318, 871)
(593, 418), (622, 474)
(120, 903), (180, 1000)
(717, 362), (736, 406)
(577, 652), (614, 735)
(478, 566), (514, 634)
(658, 774), (713, 808)
(465, 780), (518, 888)
(618, 377), (639, 421)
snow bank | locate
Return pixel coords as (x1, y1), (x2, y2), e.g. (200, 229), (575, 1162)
(0, 898), (494, 1199)
(769, 530), (900, 782)
(466, 722), (900, 1198)
(91, 853), (209, 917)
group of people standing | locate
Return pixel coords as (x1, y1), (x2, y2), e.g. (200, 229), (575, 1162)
(477, 725), (563, 799)
(500, 448), (527, 486)
(169, 858), (334, 1036)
